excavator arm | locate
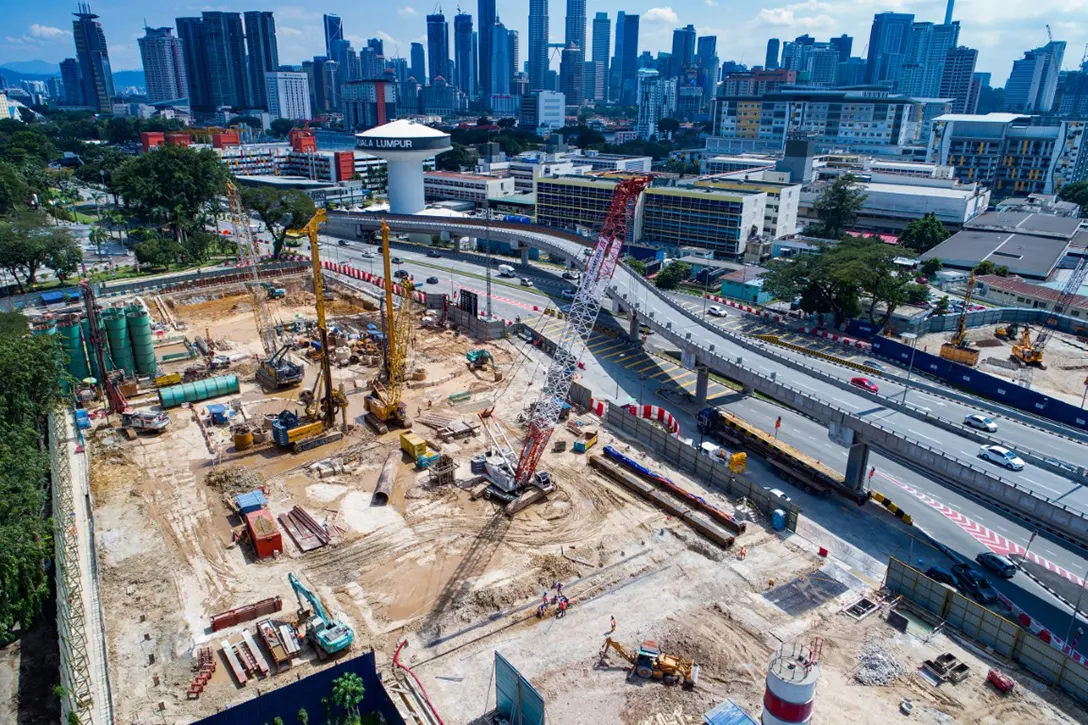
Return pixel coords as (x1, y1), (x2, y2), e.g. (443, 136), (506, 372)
(288, 572), (330, 624)
(599, 637), (637, 665)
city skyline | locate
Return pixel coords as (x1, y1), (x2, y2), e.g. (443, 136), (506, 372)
(1, 1), (1081, 84)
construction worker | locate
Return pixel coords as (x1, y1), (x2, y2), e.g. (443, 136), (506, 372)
(555, 581), (564, 596)
(610, 616), (617, 633)
(556, 599), (567, 619)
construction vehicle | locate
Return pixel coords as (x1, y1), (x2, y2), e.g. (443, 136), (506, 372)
(287, 573), (353, 659)
(995, 323), (1019, 340)
(466, 349), (502, 381)
(120, 409), (170, 434)
(364, 220), (413, 433)
(225, 181), (304, 390)
(599, 637), (699, 688)
(1011, 257), (1088, 387)
(271, 210), (348, 452)
(261, 282), (286, 299)
(939, 271), (980, 367)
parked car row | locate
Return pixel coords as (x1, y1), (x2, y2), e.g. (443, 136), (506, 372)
(926, 553), (1015, 607)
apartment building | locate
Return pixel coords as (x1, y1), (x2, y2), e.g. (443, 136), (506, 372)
(693, 171), (801, 239)
(424, 171), (515, 203)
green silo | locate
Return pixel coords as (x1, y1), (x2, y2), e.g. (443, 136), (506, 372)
(57, 315), (91, 381)
(103, 308), (135, 376)
(80, 313), (112, 379)
(125, 305), (157, 377)
(30, 316), (56, 337)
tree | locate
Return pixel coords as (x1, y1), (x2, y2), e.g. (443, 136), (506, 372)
(88, 226), (108, 256)
(476, 116), (492, 126)
(627, 258), (647, 276)
(46, 229), (83, 283)
(810, 173), (867, 240)
(934, 296), (950, 315)
(654, 261), (691, 290)
(104, 117), (140, 145)
(270, 118), (297, 138)
(0, 162), (30, 215)
(297, 708), (309, 725)
(331, 672), (366, 724)
(0, 213), (82, 291)
(240, 186), (316, 258)
(1058, 180), (1088, 215)
(921, 257), (943, 277)
(134, 239), (181, 269)
(435, 143), (479, 172)
(903, 283), (929, 305)
(657, 117), (680, 137)
(229, 115), (263, 130)
(974, 260), (996, 276)
(497, 117), (517, 129)
(898, 212), (950, 254)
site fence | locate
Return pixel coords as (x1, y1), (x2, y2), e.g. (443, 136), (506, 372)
(885, 558), (1088, 705)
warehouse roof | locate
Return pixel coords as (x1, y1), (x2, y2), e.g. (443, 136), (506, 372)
(964, 211), (1083, 238)
(919, 229), (1069, 280)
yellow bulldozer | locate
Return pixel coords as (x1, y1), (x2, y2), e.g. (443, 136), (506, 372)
(599, 637), (699, 688)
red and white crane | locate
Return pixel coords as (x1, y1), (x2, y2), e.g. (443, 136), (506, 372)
(513, 175), (651, 488)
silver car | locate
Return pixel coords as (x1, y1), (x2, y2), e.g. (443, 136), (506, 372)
(964, 414), (998, 432)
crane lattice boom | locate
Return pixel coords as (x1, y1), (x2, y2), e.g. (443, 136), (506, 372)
(226, 181), (277, 357)
(514, 176), (651, 486)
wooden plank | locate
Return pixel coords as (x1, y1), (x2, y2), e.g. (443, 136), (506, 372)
(220, 639), (248, 686)
(241, 628), (271, 676)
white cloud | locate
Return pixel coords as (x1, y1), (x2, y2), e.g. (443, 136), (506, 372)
(397, 6), (418, 18)
(644, 7), (680, 25)
(759, 8), (796, 25)
(28, 24), (69, 40)
(705, 0), (719, 6)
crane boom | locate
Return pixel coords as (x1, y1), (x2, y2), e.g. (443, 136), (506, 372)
(514, 176), (651, 487)
(1016, 256), (1088, 387)
(365, 221), (412, 430)
(287, 209), (337, 427)
(226, 181), (277, 357)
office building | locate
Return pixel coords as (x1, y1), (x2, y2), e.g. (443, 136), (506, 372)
(454, 13), (476, 98)
(72, 4), (115, 113)
(175, 17), (208, 110)
(636, 69), (677, 139)
(424, 171), (515, 203)
(865, 12), (915, 86)
(897, 22), (959, 98)
(695, 173), (801, 240)
(560, 42), (584, 104)
(202, 12), (248, 109)
(139, 27), (188, 103)
(592, 12), (610, 101)
(342, 78), (396, 130)
(60, 58), (82, 105)
(1004, 41), (1066, 113)
(765, 39), (780, 70)
(940, 46), (980, 114)
(265, 71), (310, 121)
(829, 34), (852, 62)
(617, 13), (639, 106)
(610, 11), (626, 102)
(323, 14), (343, 58)
(409, 43), (426, 84)
(528, 0), (549, 91)
(427, 13), (450, 83)
(46, 77), (64, 101)
(696, 36), (718, 103)
(508, 29), (519, 88)
(244, 12), (278, 109)
(397, 79), (420, 115)
(928, 113), (1088, 198)
(478, 0), (496, 103)
(519, 90), (565, 130)
(565, 0), (586, 89)
(489, 18), (511, 99)
(836, 57), (867, 86)
(1056, 68), (1088, 118)
(807, 47), (840, 86)
(584, 61), (606, 102)
(420, 77), (464, 115)
(718, 68), (796, 97)
(669, 25), (696, 78)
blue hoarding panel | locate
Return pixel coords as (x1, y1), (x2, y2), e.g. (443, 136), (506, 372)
(703, 699), (759, 725)
(495, 651), (545, 725)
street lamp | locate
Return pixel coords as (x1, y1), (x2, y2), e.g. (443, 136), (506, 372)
(1066, 569), (1088, 654)
(900, 332), (919, 403)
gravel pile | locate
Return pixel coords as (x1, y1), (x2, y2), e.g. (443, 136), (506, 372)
(855, 638), (907, 686)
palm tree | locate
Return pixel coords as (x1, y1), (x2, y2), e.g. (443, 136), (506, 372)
(89, 227), (108, 256)
(331, 673), (365, 724)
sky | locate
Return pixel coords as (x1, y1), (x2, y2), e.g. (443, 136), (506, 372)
(1, 0), (1086, 84)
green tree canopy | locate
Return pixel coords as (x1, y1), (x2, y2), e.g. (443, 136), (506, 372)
(973, 260), (1009, 277)
(435, 143), (480, 172)
(134, 238), (183, 269)
(0, 213), (82, 292)
(270, 118), (298, 137)
(657, 117), (681, 135)
(240, 185), (316, 258)
(0, 162), (31, 215)
(1058, 180), (1088, 216)
(331, 672), (366, 724)
(627, 258), (647, 276)
(111, 144), (229, 235)
(898, 212), (950, 254)
(809, 173), (867, 240)
(654, 261), (691, 290)
(921, 257), (943, 277)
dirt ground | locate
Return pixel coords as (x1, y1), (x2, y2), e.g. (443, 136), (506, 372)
(0, 619), (60, 725)
(913, 324), (1088, 406)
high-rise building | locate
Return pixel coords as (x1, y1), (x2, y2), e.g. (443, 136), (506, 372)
(265, 71), (310, 120)
(72, 4), (115, 113)
(368, 37), (384, 57)
(202, 11), (249, 109)
(427, 13), (450, 83)
(342, 78), (396, 130)
(1004, 41), (1066, 113)
(1056, 65), (1088, 118)
(584, 61), (606, 102)
(591, 12), (610, 101)
(244, 11), (278, 109)
(635, 69), (677, 139)
(939, 46), (979, 113)
(565, 0), (586, 93)
(944, 0), (955, 25)
(807, 47), (840, 86)
(489, 18), (510, 99)
(865, 12), (915, 86)
(765, 39), (780, 70)
(610, 11), (626, 102)
(139, 26), (188, 103)
(323, 14), (343, 58)
(696, 36), (718, 103)
(560, 41), (584, 104)
(829, 34), (852, 62)
(46, 77), (64, 100)
(60, 58), (83, 105)
(454, 13), (476, 98)
(478, 0), (496, 104)
(836, 57), (867, 86)
(669, 24), (696, 78)
(897, 21), (959, 97)
(618, 13), (639, 106)
(410, 42), (426, 83)
(508, 29), (519, 88)
(389, 57), (408, 83)
(175, 17), (209, 109)
(528, 0), (549, 91)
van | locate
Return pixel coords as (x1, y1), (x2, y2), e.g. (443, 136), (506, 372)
(498, 264), (516, 277)
(699, 441), (722, 458)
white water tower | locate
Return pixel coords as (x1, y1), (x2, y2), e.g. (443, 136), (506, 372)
(355, 120), (451, 215)
(762, 639), (821, 725)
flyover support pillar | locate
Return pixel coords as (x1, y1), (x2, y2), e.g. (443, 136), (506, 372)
(628, 312), (640, 342)
(845, 442), (872, 493)
(520, 246), (530, 266)
(695, 366), (710, 408)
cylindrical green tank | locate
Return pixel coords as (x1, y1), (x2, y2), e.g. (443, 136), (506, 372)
(125, 304), (157, 377)
(30, 316), (56, 336)
(80, 314), (112, 378)
(103, 308), (135, 376)
(57, 315), (91, 381)
(158, 374), (240, 409)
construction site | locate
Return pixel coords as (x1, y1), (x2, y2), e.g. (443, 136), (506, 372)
(38, 181), (1088, 725)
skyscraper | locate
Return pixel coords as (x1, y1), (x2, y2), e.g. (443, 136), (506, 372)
(323, 14), (343, 59)
(139, 26), (188, 103)
(696, 35), (718, 103)
(865, 12), (915, 86)
(478, 0), (496, 101)
(508, 30), (519, 86)
(765, 39), (780, 70)
(265, 71), (311, 120)
(565, 0), (586, 98)
(669, 24), (696, 78)
(592, 12), (610, 100)
(829, 34), (852, 62)
(244, 11), (278, 109)
(489, 18), (511, 99)
(944, 0), (955, 25)
(940, 46), (979, 113)
(60, 58), (83, 105)
(72, 4), (115, 113)
(454, 13), (476, 97)
(528, 0), (549, 91)
(1004, 41), (1066, 113)
(560, 41), (583, 103)
(610, 11), (626, 102)
(897, 21), (959, 97)
(176, 17), (209, 110)
(410, 42), (426, 83)
(618, 13), (639, 106)
(202, 11), (249, 109)
(426, 13), (450, 83)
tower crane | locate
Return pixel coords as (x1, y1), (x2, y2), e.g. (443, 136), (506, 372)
(1012, 256), (1088, 387)
(511, 175), (651, 491)
(225, 180), (303, 389)
(364, 220), (414, 433)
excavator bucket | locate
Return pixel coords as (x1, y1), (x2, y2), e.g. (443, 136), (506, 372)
(686, 663), (700, 689)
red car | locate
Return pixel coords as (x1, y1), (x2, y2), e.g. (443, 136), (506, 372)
(850, 377), (879, 393)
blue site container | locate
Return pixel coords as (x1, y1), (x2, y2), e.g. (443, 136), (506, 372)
(234, 490), (267, 514)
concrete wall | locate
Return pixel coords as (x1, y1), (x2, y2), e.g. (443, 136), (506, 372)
(447, 306), (509, 340)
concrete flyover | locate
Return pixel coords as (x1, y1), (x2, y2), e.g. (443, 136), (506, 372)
(326, 212), (1088, 543)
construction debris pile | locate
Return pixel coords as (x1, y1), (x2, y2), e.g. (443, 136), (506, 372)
(854, 637), (908, 686)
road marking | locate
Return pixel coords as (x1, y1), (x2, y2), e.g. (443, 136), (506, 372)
(907, 428), (941, 444)
(630, 359), (659, 373)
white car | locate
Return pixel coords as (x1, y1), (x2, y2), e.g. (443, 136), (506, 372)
(978, 445), (1025, 471)
(764, 487), (792, 502)
(361, 250), (376, 258)
(520, 277), (534, 287)
(561, 289), (575, 298)
(964, 414), (998, 432)
(707, 306), (728, 317)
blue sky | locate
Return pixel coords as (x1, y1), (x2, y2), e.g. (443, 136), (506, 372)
(1, 0), (1085, 83)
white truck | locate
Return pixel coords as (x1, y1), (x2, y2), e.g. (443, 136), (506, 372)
(497, 264), (516, 277)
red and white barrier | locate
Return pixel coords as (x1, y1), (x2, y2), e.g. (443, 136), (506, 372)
(997, 592), (1088, 668)
(622, 403), (681, 437)
(588, 398), (605, 416)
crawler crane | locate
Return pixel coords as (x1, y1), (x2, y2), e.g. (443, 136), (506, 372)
(364, 220), (414, 432)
